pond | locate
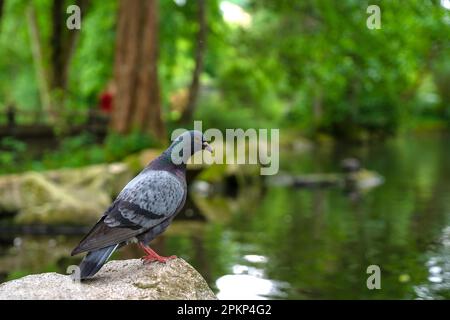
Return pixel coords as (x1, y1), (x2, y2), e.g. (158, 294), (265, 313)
(1, 132), (450, 299)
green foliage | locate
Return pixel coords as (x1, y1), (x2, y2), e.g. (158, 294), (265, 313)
(0, 132), (157, 174)
(0, 0), (449, 142)
(5, 269), (32, 282)
(0, 0), (40, 116)
(67, 0), (118, 109)
(190, 90), (273, 131)
(239, 0), (450, 138)
(102, 131), (158, 162)
(39, 131), (157, 169)
(0, 137), (28, 173)
(1, 136), (27, 153)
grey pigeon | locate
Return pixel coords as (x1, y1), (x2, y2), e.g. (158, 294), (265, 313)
(71, 130), (212, 280)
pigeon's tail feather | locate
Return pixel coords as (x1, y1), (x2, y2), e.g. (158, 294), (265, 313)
(79, 244), (118, 280)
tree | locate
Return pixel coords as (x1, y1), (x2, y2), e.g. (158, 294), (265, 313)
(0, 0), (4, 28)
(49, 0), (90, 120)
(180, 0), (207, 124)
(26, 4), (52, 121)
(26, 0), (90, 124)
(236, 0), (449, 138)
(51, 0), (90, 92)
(111, 0), (165, 141)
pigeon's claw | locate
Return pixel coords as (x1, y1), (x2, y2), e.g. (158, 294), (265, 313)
(139, 243), (177, 264)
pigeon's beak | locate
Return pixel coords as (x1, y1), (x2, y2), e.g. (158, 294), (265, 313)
(202, 141), (213, 153)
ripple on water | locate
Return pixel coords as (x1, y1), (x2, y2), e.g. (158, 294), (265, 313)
(414, 226), (450, 299)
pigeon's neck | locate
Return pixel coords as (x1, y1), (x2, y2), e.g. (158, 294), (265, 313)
(148, 149), (187, 178)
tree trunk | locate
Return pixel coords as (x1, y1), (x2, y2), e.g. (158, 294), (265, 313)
(63, 0), (90, 83)
(51, 0), (90, 92)
(51, 0), (65, 90)
(112, 0), (165, 142)
(27, 1), (89, 124)
(26, 5), (53, 122)
(180, 0), (207, 124)
(0, 0), (4, 29)
(313, 87), (323, 126)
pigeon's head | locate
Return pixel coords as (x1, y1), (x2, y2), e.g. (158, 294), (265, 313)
(168, 130), (212, 165)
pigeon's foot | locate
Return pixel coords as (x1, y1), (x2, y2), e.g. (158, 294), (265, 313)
(142, 254), (177, 264)
(139, 243), (177, 264)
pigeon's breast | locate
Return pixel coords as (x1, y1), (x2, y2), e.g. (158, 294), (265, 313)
(118, 170), (185, 217)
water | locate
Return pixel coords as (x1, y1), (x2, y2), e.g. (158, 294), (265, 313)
(1, 132), (450, 299)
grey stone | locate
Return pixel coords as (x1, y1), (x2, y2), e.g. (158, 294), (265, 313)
(0, 163), (133, 224)
(0, 258), (217, 300)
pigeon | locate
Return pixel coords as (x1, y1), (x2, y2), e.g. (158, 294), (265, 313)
(71, 130), (212, 280)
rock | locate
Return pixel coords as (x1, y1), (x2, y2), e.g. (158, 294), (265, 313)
(279, 130), (314, 153)
(267, 173), (341, 188)
(340, 158), (361, 173)
(0, 163), (133, 224)
(0, 258), (217, 300)
(190, 193), (234, 223)
(350, 169), (384, 190)
(189, 183), (262, 223)
(267, 169), (383, 191)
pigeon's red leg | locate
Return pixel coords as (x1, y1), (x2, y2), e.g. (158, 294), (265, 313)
(139, 243), (177, 264)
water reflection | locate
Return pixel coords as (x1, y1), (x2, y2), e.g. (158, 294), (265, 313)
(216, 274), (286, 300)
(415, 226), (450, 299)
(216, 254), (288, 299)
(243, 255), (268, 264)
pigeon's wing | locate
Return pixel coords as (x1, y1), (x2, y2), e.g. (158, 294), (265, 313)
(70, 214), (142, 255)
(71, 170), (185, 255)
(108, 170), (186, 227)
